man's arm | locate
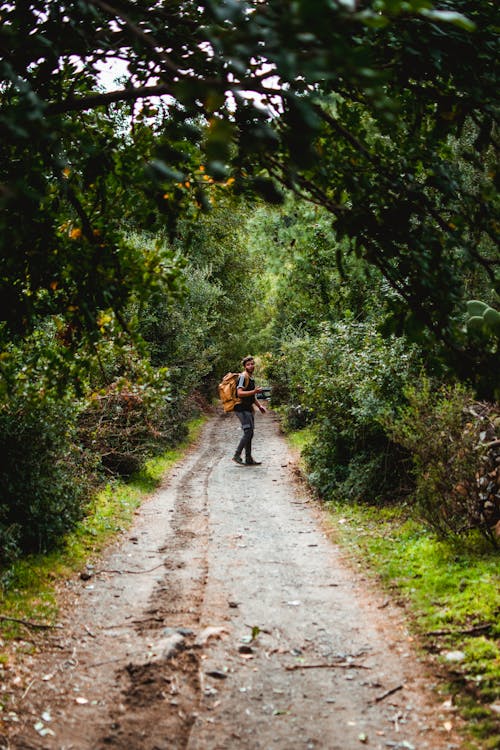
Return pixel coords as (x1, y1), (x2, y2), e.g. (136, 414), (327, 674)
(253, 390), (266, 414)
(236, 372), (262, 399)
(256, 398), (266, 414)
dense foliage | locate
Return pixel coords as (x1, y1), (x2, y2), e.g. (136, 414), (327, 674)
(0, 325), (92, 562)
(1, 1), (498, 372)
(0, 203), (260, 562)
(268, 321), (420, 502)
(250, 198), (499, 542)
(387, 380), (500, 541)
(0, 1), (498, 556)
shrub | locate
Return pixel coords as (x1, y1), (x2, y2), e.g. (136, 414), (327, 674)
(387, 378), (500, 543)
(0, 397), (91, 563)
(0, 326), (95, 563)
(77, 374), (187, 477)
(269, 320), (421, 503)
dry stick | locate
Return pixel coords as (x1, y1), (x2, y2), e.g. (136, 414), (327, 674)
(132, 616), (164, 625)
(21, 678), (37, 700)
(427, 622), (492, 637)
(84, 625), (97, 638)
(86, 656), (124, 669)
(286, 662), (371, 671)
(0, 616), (61, 630)
(95, 563), (166, 575)
(373, 684), (404, 703)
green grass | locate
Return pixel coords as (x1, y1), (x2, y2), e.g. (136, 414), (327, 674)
(284, 424), (314, 469)
(283, 427), (500, 749)
(0, 415), (206, 642)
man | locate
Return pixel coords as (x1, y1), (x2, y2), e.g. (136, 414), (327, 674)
(233, 355), (266, 466)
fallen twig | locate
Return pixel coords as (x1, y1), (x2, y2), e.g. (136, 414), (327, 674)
(286, 662), (371, 671)
(426, 622), (492, 637)
(0, 616), (61, 630)
(21, 677), (36, 700)
(372, 684), (404, 703)
(86, 656), (123, 669)
(132, 616), (164, 625)
(95, 563), (166, 575)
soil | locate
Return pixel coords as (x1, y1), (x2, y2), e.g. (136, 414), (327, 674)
(2, 411), (466, 750)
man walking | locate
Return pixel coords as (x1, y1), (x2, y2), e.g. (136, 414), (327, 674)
(233, 356), (266, 466)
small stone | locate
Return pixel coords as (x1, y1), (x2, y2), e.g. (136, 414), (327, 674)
(157, 633), (185, 659)
(444, 650), (466, 663)
(205, 669), (228, 680)
(238, 645), (254, 654)
(176, 627), (194, 636)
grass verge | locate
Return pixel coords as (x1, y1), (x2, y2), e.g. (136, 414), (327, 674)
(0, 415), (206, 643)
(286, 427), (500, 750)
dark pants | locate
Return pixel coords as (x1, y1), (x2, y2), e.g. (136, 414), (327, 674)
(235, 410), (254, 460)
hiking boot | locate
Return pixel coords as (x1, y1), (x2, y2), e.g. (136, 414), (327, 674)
(245, 458), (262, 466)
(232, 454), (244, 465)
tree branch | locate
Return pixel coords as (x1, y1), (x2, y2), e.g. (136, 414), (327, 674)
(0, 615), (61, 630)
(45, 83), (175, 115)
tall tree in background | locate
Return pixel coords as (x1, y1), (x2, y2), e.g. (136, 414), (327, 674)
(1, 1), (498, 388)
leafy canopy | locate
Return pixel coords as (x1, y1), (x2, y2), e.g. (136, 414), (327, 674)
(1, 1), (498, 359)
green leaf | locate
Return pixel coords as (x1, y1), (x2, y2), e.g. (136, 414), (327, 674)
(147, 160), (184, 182)
(419, 9), (476, 32)
(466, 316), (485, 332)
(483, 308), (500, 335)
(466, 300), (489, 318)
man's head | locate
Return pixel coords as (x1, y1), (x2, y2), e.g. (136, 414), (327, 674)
(242, 355), (255, 372)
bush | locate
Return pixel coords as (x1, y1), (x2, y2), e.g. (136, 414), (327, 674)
(0, 397), (91, 563)
(78, 375), (187, 477)
(269, 320), (421, 503)
(0, 326), (96, 563)
(387, 378), (500, 543)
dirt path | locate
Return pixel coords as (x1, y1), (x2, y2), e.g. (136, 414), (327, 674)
(6, 412), (463, 750)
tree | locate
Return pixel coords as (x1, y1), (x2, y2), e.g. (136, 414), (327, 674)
(1, 1), (498, 385)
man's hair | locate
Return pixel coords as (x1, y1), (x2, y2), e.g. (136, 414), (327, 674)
(242, 355), (254, 366)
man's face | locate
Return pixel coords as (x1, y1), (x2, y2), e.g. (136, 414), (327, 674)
(244, 359), (255, 374)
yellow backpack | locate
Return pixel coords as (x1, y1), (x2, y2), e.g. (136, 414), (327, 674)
(218, 371), (248, 412)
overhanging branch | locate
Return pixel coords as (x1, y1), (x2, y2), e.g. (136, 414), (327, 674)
(45, 83), (174, 115)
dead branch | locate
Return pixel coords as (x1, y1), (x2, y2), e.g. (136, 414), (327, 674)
(0, 616), (62, 630)
(285, 662), (371, 671)
(95, 563), (166, 575)
(426, 622), (492, 637)
(373, 684), (404, 703)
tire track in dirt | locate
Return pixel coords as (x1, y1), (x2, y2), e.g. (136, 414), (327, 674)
(104, 420), (222, 749)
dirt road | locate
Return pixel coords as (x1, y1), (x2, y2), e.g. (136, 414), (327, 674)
(7, 411), (463, 750)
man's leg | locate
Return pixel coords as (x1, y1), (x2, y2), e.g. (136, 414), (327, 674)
(243, 413), (255, 463)
(234, 411), (254, 463)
